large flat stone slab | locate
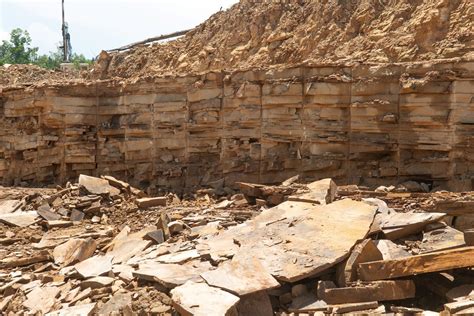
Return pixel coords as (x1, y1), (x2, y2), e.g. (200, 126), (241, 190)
(134, 261), (212, 288)
(171, 281), (240, 316)
(0, 211), (38, 227)
(74, 255), (113, 278)
(0, 200), (21, 214)
(201, 256), (280, 295)
(108, 239), (151, 264)
(381, 211), (446, 240)
(202, 199), (376, 282)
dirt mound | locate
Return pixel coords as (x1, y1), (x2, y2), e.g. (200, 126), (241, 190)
(105, 0), (474, 78)
(0, 64), (80, 87)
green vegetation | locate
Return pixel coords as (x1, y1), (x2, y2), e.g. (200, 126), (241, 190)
(0, 28), (92, 69)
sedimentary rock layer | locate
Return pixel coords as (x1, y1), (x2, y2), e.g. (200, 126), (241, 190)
(0, 61), (473, 191)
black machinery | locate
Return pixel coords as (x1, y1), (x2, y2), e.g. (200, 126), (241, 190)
(60, 0), (72, 62)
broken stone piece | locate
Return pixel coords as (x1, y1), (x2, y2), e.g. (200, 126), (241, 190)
(170, 281), (240, 316)
(136, 197), (167, 208)
(201, 256), (280, 296)
(70, 209), (85, 222)
(53, 238), (97, 266)
(0, 200), (21, 215)
(0, 211), (38, 227)
(23, 286), (60, 314)
(446, 285), (474, 302)
(134, 261), (212, 288)
(381, 211), (446, 240)
(320, 280), (416, 304)
(444, 300), (474, 314)
(464, 229), (474, 246)
(47, 220), (73, 228)
(168, 220), (186, 234)
(37, 209), (61, 221)
(98, 293), (132, 315)
(78, 174), (120, 196)
(289, 178), (337, 205)
(109, 239), (151, 264)
(103, 175), (130, 191)
(145, 229), (165, 244)
(359, 246), (474, 281)
(45, 303), (96, 316)
(81, 276), (115, 289)
(288, 293), (327, 313)
(336, 239), (383, 286)
(157, 249), (201, 264)
(374, 239), (411, 260)
(328, 301), (379, 314)
(236, 291), (273, 316)
(420, 225), (466, 253)
(74, 255), (113, 278)
(0, 250), (51, 268)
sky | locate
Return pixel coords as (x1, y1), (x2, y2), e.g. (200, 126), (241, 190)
(0, 0), (239, 58)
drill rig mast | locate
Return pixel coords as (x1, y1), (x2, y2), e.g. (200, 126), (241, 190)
(61, 0), (72, 62)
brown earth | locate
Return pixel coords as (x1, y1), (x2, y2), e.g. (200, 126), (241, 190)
(105, 0), (474, 78)
(1, 0), (472, 85)
(0, 64), (82, 87)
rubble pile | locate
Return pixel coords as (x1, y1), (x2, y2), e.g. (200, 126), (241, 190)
(0, 64), (81, 87)
(104, 0), (474, 78)
(1, 175), (473, 315)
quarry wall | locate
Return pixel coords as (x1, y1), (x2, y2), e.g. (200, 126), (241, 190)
(0, 61), (473, 191)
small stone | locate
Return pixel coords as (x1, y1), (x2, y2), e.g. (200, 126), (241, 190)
(151, 305), (171, 313)
(279, 293), (293, 305)
(168, 221), (185, 234)
(136, 197), (167, 208)
(291, 284), (308, 297)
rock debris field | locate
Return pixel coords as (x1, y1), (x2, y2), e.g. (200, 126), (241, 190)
(1, 175), (474, 315)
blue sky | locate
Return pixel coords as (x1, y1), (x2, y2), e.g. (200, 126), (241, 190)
(0, 0), (239, 58)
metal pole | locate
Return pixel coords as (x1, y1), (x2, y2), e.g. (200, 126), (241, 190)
(62, 0), (67, 62)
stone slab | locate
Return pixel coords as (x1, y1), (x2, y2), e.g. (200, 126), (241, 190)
(134, 261), (212, 288)
(171, 281), (240, 316)
(359, 247), (474, 281)
(78, 174), (120, 196)
(0, 211), (38, 227)
(0, 200), (21, 215)
(201, 256), (280, 295)
(203, 199), (376, 282)
(74, 255), (113, 278)
(53, 238), (97, 266)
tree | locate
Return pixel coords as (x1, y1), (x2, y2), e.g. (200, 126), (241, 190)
(35, 46), (91, 70)
(0, 28), (39, 65)
(0, 28), (92, 69)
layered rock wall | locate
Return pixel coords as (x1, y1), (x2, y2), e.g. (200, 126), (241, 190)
(1, 61), (473, 191)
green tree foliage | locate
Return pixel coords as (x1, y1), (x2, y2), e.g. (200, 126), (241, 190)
(0, 28), (39, 65)
(0, 28), (92, 69)
(35, 47), (91, 70)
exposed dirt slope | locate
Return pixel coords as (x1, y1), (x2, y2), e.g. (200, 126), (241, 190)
(106, 0), (474, 78)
